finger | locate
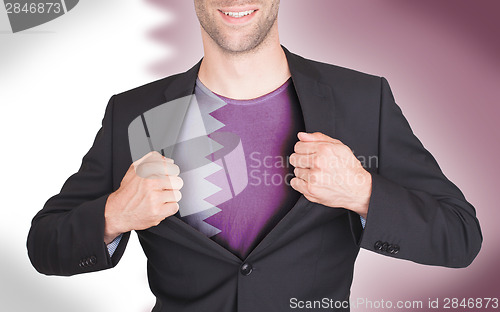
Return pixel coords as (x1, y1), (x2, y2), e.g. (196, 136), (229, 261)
(290, 177), (313, 197)
(161, 176), (184, 190)
(289, 153), (316, 169)
(125, 152), (158, 182)
(136, 162), (180, 178)
(294, 141), (315, 154)
(141, 153), (175, 166)
(165, 163), (180, 176)
(158, 190), (182, 203)
(133, 151), (162, 166)
(162, 202), (180, 217)
(290, 178), (319, 203)
(295, 167), (325, 186)
(134, 151), (174, 168)
(294, 141), (336, 154)
(290, 176), (305, 192)
(135, 162), (166, 178)
(164, 158), (174, 164)
(293, 167), (310, 181)
(298, 132), (342, 144)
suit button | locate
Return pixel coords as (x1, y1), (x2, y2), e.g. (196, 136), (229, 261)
(240, 263), (253, 276)
(381, 242), (389, 252)
(374, 241), (383, 251)
(89, 256), (97, 265)
(387, 244), (395, 254)
(393, 245), (400, 254)
(79, 259), (87, 267)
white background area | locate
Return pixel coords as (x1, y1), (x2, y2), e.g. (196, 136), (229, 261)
(0, 1), (180, 311)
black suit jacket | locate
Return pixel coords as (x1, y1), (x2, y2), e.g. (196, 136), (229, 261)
(27, 47), (482, 311)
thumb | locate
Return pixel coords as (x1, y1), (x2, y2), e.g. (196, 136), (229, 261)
(297, 132), (340, 143)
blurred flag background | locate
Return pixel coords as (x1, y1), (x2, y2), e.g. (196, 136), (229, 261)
(0, 1), (498, 311)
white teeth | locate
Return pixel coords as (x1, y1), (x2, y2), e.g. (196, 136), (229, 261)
(222, 10), (255, 18)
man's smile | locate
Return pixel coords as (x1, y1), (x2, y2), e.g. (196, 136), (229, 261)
(218, 8), (258, 24)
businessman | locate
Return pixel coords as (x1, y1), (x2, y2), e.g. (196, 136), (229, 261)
(27, 1), (482, 311)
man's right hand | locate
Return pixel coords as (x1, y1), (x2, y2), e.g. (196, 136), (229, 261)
(103, 151), (183, 244)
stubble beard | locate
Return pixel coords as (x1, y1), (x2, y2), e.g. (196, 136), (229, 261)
(196, 2), (280, 55)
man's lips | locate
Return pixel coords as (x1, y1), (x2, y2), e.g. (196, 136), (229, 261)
(218, 8), (258, 24)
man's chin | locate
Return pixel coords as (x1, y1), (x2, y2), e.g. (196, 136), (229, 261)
(216, 36), (266, 55)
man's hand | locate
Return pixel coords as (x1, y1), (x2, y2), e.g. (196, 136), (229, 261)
(104, 151), (183, 244)
(289, 132), (372, 219)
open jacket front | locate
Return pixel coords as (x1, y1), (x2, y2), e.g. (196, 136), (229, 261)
(27, 47), (482, 312)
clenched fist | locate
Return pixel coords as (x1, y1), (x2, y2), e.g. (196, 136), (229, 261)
(289, 132), (372, 219)
(104, 151), (183, 244)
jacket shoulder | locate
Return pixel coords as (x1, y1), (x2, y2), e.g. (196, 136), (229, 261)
(291, 52), (382, 88)
(109, 68), (197, 125)
(113, 73), (183, 104)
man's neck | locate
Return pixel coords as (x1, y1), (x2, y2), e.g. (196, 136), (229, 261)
(198, 29), (291, 100)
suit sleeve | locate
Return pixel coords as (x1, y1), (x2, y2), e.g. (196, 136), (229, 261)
(27, 96), (130, 276)
(356, 77), (482, 268)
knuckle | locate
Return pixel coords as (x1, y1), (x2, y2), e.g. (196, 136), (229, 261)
(320, 144), (334, 157)
(172, 176), (184, 189)
(150, 203), (161, 216)
(136, 164), (150, 178)
(163, 176), (174, 189)
(141, 177), (156, 188)
(306, 183), (317, 197)
(311, 167), (323, 178)
(173, 163), (180, 173)
(173, 190), (182, 202)
(312, 156), (321, 168)
(308, 174), (316, 184)
(149, 151), (161, 160)
(166, 202), (179, 215)
(309, 171), (319, 184)
(167, 163), (180, 176)
(317, 144), (328, 153)
(146, 151), (163, 163)
(297, 156), (306, 168)
(153, 215), (164, 226)
(137, 162), (151, 171)
(340, 145), (352, 155)
(305, 194), (318, 203)
(152, 192), (164, 204)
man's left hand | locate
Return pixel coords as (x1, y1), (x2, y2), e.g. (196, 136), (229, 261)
(289, 132), (372, 219)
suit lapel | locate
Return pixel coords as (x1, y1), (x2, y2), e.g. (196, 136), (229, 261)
(245, 48), (337, 258)
(142, 59), (242, 261)
(152, 47), (337, 261)
(163, 60), (201, 102)
(284, 46), (336, 136)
